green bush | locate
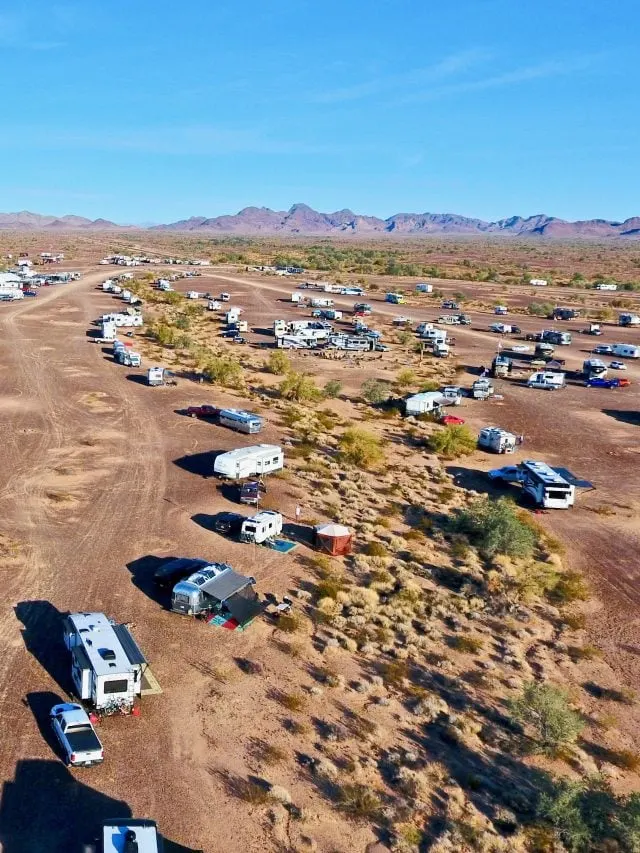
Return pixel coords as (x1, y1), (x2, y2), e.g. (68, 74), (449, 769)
(428, 425), (477, 459)
(336, 783), (381, 821)
(361, 378), (393, 404)
(338, 428), (385, 469)
(450, 497), (537, 559)
(267, 350), (291, 375)
(323, 379), (342, 398)
(279, 372), (322, 403)
(203, 357), (244, 388)
(452, 635), (484, 654)
(528, 302), (554, 317)
(510, 682), (584, 755)
(364, 541), (388, 558)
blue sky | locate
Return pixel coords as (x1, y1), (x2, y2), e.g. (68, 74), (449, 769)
(0, 0), (637, 223)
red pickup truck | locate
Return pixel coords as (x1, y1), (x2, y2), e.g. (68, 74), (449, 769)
(186, 405), (220, 419)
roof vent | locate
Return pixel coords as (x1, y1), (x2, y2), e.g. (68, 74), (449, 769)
(99, 648), (116, 661)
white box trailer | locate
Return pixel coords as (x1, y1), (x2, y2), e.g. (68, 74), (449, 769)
(527, 371), (566, 390)
(214, 444), (284, 479)
(63, 612), (147, 712)
(404, 392), (445, 416)
(478, 427), (517, 454)
(240, 511), (283, 544)
(611, 343), (640, 358)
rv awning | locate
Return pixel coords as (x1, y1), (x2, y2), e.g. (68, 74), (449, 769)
(551, 468), (594, 490)
(225, 587), (263, 625)
(200, 569), (255, 602)
(113, 624), (148, 667)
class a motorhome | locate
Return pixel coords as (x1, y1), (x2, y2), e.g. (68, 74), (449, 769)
(527, 371), (566, 390)
(478, 427), (517, 454)
(519, 460), (575, 509)
(240, 510), (283, 544)
(63, 612), (148, 712)
(171, 563), (259, 621)
(218, 408), (263, 434)
(611, 343), (640, 358)
(213, 444), (284, 479)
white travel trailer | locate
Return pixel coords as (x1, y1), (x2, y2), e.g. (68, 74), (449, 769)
(213, 444), (284, 479)
(218, 409), (263, 434)
(207, 300), (221, 311)
(310, 297), (334, 308)
(611, 343), (640, 359)
(530, 278), (548, 287)
(273, 319), (287, 336)
(100, 320), (117, 342)
(0, 288), (24, 301)
(63, 612), (148, 712)
(595, 282), (618, 291)
(404, 392), (445, 417)
(441, 386), (463, 406)
(416, 282), (433, 293)
(277, 334), (318, 349)
(171, 564), (259, 621)
(101, 280), (114, 291)
(527, 371), (566, 390)
(519, 460), (575, 509)
(240, 511), (283, 544)
(478, 427), (517, 454)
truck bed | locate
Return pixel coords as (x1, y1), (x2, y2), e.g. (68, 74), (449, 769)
(65, 726), (102, 753)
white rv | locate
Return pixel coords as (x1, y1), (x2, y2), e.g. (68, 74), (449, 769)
(478, 427), (517, 454)
(527, 371), (566, 390)
(619, 313), (640, 327)
(595, 282), (617, 291)
(240, 511), (283, 544)
(116, 349), (142, 367)
(519, 460), (575, 509)
(404, 392), (445, 416)
(530, 279), (548, 287)
(582, 358), (608, 379)
(63, 612), (148, 712)
(273, 319), (287, 336)
(433, 341), (450, 358)
(147, 366), (167, 386)
(207, 300), (221, 311)
(213, 444), (284, 479)
(416, 283), (433, 293)
(611, 343), (640, 359)
(100, 321), (117, 342)
(226, 308), (241, 324)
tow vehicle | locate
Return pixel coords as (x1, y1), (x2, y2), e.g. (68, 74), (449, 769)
(50, 703), (104, 767)
(186, 404), (220, 419)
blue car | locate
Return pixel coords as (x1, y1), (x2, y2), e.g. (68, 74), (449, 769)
(23, 290), (38, 297)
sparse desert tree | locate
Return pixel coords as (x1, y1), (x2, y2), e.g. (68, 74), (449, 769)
(338, 428), (384, 469)
(267, 350), (291, 375)
(428, 425), (477, 459)
(278, 372), (322, 403)
(361, 378), (393, 404)
(511, 682), (584, 755)
(450, 496), (537, 559)
(204, 357), (244, 388)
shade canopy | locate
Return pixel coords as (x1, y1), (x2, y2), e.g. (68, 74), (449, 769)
(314, 523), (353, 556)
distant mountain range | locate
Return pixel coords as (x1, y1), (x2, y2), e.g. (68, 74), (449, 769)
(2, 205), (640, 238)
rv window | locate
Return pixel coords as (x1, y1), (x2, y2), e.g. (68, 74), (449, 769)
(547, 489), (569, 500)
(272, 457), (279, 464)
(103, 678), (129, 695)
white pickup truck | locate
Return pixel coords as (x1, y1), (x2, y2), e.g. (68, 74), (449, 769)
(50, 702), (103, 767)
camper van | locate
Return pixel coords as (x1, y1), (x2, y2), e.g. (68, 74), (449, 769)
(519, 460), (575, 509)
(527, 371), (566, 390)
(213, 444), (284, 479)
(611, 343), (640, 359)
(218, 409), (263, 434)
(240, 511), (283, 544)
(63, 612), (148, 712)
(478, 427), (517, 454)
(171, 563), (259, 620)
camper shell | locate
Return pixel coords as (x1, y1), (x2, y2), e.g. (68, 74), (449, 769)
(527, 371), (566, 390)
(171, 563), (260, 623)
(213, 444), (284, 479)
(240, 511), (283, 544)
(63, 612), (147, 712)
(478, 427), (517, 454)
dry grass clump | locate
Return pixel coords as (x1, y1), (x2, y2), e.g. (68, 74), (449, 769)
(336, 783), (381, 821)
(380, 659), (409, 688)
(451, 635), (484, 654)
(277, 613), (302, 633)
(257, 743), (287, 766)
(568, 644), (602, 662)
(277, 692), (307, 713)
(562, 611), (587, 631)
(549, 571), (590, 604)
(364, 541), (389, 558)
(316, 575), (345, 599)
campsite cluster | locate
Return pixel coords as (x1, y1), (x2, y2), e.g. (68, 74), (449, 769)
(4, 246), (640, 853)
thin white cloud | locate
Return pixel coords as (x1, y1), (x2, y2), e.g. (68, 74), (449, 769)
(401, 55), (604, 103)
(310, 48), (491, 104)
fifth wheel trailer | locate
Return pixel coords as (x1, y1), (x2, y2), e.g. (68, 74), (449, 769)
(213, 444), (284, 479)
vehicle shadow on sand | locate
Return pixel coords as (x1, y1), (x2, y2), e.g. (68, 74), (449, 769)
(173, 450), (221, 478)
(602, 408), (640, 426)
(15, 601), (71, 697)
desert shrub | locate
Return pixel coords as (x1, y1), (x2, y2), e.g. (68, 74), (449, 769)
(452, 636), (484, 654)
(338, 428), (385, 469)
(450, 496), (536, 559)
(449, 535), (470, 560)
(323, 379), (342, 398)
(278, 692), (307, 712)
(258, 743), (287, 765)
(562, 611), (587, 631)
(277, 613), (302, 633)
(336, 783), (381, 821)
(428, 425), (477, 459)
(536, 777), (640, 852)
(279, 372), (322, 403)
(568, 645), (602, 662)
(528, 301), (554, 317)
(510, 682), (584, 755)
(235, 778), (271, 804)
(361, 378), (393, 404)
(395, 368), (417, 391)
(203, 356), (244, 388)
(364, 541), (389, 558)
(549, 571), (590, 605)
(381, 660), (409, 687)
(316, 576), (344, 599)
(267, 350), (291, 374)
